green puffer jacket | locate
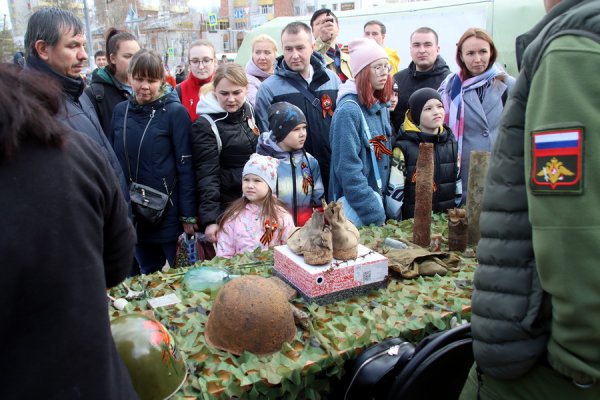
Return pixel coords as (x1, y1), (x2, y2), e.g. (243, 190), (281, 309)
(472, 0), (600, 384)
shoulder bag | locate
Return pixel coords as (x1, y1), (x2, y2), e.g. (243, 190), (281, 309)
(123, 107), (175, 226)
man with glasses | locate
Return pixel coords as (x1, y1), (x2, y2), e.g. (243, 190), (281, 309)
(255, 21), (340, 197)
(390, 27), (450, 133)
(177, 40), (216, 121)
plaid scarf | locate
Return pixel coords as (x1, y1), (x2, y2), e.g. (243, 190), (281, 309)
(440, 64), (506, 160)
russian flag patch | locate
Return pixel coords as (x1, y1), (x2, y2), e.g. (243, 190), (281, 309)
(531, 127), (583, 194)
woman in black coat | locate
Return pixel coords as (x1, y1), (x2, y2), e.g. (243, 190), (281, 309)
(112, 49), (196, 274)
(191, 63), (259, 243)
(86, 28), (140, 137)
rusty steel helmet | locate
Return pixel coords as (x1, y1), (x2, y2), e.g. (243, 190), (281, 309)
(111, 314), (187, 400)
(204, 275), (296, 356)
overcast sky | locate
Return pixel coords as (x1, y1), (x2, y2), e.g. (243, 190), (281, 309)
(188, 0), (220, 13)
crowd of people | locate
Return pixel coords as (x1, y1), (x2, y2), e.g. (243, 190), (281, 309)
(2, 0), (599, 398)
(8, 6), (519, 267)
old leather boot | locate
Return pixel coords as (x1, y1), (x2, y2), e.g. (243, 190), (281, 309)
(322, 199), (360, 260)
(286, 210), (333, 265)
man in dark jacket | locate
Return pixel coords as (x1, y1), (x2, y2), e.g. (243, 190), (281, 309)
(255, 21), (340, 196)
(460, 0), (600, 398)
(0, 63), (138, 400)
(390, 27), (450, 133)
(24, 7), (129, 200)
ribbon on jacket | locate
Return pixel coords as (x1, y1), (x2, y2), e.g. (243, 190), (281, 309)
(260, 219), (278, 246)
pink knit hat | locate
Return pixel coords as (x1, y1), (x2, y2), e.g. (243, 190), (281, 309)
(348, 38), (389, 75)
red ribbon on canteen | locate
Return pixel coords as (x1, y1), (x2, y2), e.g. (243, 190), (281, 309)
(369, 135), (392, 160)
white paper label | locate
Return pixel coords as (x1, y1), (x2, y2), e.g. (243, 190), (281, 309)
(147, 293), (181, 309)
(354, 263), (387, 284)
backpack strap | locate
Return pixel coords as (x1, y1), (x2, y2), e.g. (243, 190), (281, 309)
(201, 114), (222, 154)
(175, 84), (182, 102)
(89, 83), (104, 121)
(285, 77), (322, 111)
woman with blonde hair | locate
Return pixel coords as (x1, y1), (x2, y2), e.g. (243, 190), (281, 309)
(177, 39), (217, 121)
(191, 63), (260, 243)
(245, 34), (278, 106)
(439, 28), (515, 202)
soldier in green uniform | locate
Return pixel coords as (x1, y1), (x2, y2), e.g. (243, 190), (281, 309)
(460, 0), (600, 398)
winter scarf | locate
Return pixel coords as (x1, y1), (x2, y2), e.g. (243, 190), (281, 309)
(440, 64), (507, 159)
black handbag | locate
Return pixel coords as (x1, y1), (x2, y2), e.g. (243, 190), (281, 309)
(123, 107), (175, 226)
(129, 182), (169, 226)
(343, 338), (415, 400)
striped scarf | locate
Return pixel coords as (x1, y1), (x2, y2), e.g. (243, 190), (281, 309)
(440, 64), (507, 159)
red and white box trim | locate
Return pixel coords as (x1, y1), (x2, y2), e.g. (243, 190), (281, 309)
(273, 244), (388, 298)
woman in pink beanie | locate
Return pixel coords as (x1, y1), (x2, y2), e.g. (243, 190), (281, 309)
(328, 38), (393, 227)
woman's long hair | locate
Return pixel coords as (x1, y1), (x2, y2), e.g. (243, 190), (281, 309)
(456, 28), (498, 79)
(0, 64), (65, 163)
(355, 65), (393, 109)
(218, 189), (288, 243)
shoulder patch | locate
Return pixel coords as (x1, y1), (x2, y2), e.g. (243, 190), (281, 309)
(531, 127), (583, 194)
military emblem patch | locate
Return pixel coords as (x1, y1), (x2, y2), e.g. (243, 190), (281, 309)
(531, 127), (583, 194)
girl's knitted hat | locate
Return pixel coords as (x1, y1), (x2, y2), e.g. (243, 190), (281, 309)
(348, 38), (388, 75)
(243, 154), (280, 192)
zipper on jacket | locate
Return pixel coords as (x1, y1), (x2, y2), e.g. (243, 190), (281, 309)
(290, 153), (298, 225)
(163, 178), (174, 206)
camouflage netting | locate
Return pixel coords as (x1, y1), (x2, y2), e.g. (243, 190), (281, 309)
(108, 215), (476, 400)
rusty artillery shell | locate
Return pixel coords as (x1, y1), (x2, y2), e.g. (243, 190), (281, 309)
(448, 208), (468, 251)
(413, 143), (434, 247)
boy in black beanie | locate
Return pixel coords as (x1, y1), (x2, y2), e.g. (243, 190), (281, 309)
(257, 102), (325, 226)
(387, 88), (461, 220)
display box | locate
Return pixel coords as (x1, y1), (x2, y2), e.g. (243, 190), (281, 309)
(273, 244), (389, 305)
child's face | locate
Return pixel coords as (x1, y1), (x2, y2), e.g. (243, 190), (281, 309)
(242, 174), (270, 204)
(278, 123), (307, 152)
(419, 99), (445, 133)
(389, 91), (399, 111)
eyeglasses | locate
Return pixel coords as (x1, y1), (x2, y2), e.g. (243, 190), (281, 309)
(371, 64), (392, 75)
(190, 58), (214, 66)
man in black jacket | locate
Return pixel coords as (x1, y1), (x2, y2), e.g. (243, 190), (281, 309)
(24, 7), (129, 200)
(390, 27), (450, 133)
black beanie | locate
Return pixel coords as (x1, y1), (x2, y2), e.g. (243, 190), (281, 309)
(268, 102), (307, 143)
(408, 88), (443, 125)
